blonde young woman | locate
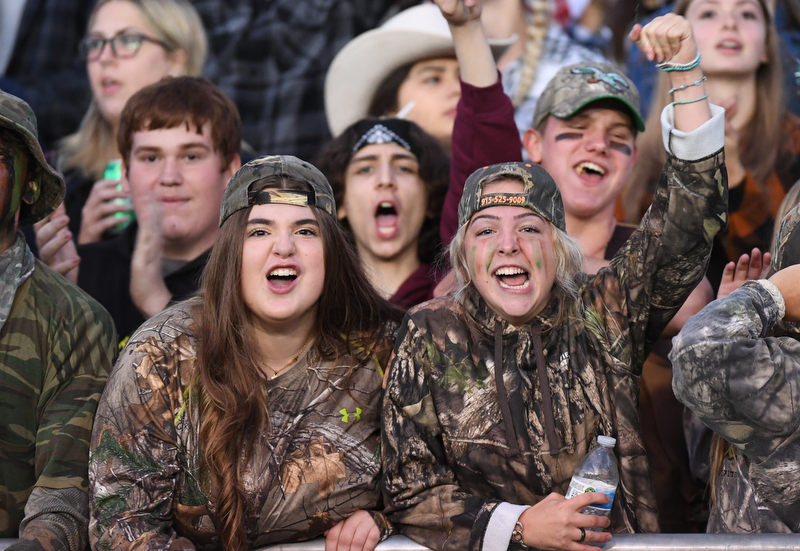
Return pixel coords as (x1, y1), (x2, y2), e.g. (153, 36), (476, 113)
(623, 0), (800, 291)
(54, 0), (206, 246)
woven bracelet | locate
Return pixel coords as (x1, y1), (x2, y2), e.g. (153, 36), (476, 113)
(669, 76), (706, 95)
(672, 94), (709, 105)
(657, 53), (701, 72)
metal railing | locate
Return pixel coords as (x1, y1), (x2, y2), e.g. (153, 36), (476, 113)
(3, 534), (800, 550)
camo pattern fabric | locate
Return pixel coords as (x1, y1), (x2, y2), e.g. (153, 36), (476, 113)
(382, 150), (727, 551)
(671, 282), (800, 533)
(89, 300), (391, 551)
(0, 257), (117, 547)
(0, 234), (35, 332)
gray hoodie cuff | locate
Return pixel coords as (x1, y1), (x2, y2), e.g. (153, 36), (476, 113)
(482, 502), (530, 551)
(661, 103), (725, 160)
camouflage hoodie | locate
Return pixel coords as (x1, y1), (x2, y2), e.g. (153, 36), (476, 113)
(671, 281), (800, 533)
(89, 300), (391, 551)
(383, 148), (728, 551)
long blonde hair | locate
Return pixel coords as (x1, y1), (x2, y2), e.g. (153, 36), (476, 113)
(621, 0), (783, 223)
(511, 0), (551, 108)
(58, 0), (207, 180)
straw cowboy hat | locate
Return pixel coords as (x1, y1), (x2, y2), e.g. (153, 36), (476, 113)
(325, 3), (515, 138)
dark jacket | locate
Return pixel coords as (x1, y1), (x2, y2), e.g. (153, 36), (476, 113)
(76, 222), (209, 340)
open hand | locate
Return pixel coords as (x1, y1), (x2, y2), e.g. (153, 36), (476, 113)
(718, 248), (771, 299)
(129, 189), (171, 318)
(33, 203), (80, 283)
(324, 510), (380, 551)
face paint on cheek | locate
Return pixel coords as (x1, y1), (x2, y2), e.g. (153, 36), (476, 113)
(0, 153), (23, 236)
(485, 245), (496, 275)
(469, 246), (477, 279)
(610, 142), (633, 156)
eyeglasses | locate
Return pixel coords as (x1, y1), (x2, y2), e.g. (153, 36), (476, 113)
(79, 33), (172, 61)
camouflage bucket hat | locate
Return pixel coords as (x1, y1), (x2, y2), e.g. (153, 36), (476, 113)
(773, 203), (800, 271)
(458, 161), (565, 231)
(532, 61), (645, 132)
(0, 89), (65, 226)
(220, 155), (336, 226)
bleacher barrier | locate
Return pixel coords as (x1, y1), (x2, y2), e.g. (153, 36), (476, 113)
(2, 534), (800, 550)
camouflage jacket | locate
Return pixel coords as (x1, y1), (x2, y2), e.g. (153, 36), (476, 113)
(89, 300), (391, 551)
(382, 149), (728, 551)
(671, 282), (800, 533)
(0, 258), (117, 550)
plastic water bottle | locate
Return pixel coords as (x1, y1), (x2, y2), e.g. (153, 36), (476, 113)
(565, 436), (618, 524)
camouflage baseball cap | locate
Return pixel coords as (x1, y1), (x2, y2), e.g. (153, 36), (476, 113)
(457, 161), (565, 231)
(220, 155), (336, 226)
(773, 203), (800, 271)
(532, 61), (645, 132)
(0, 89), (65, 226)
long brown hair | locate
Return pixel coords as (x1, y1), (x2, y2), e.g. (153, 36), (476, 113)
(195, 175), (402, 550)
(621, 0), (784, 223)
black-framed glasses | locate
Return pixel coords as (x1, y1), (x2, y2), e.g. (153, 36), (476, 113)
(79, 33), (172, 61)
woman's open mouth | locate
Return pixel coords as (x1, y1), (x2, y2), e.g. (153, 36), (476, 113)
(494, 266), (530, 290)
(375, 201), (399, 239)
(267, 267), (298, 291)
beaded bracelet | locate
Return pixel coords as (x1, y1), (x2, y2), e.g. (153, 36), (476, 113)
(669, 76), (706, 95)
(657, 53), (701, 72)
(672, 94), (708, 105)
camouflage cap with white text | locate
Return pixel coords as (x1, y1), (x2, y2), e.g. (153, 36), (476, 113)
(458, 161), (565, 231)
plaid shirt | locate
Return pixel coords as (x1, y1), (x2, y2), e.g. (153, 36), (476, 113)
(0, 0), (95, 149)
(190, 0), (404, 161)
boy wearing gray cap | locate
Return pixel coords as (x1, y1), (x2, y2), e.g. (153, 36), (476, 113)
(0, 89), (117, 551)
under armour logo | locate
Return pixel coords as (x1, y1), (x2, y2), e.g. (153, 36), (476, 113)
(571, 68), (629, 91)
(340, 408), (362, 423)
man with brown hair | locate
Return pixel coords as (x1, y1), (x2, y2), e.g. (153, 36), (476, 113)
(36, 76), (241, 340)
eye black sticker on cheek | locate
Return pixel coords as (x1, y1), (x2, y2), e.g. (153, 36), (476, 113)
(554, 133), (583, 142)
(610, 142), (633, 156)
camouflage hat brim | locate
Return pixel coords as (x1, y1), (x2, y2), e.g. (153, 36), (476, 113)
(550, 93), (646, 133)
(220, 155), (336, 226)
(458, 162), (565, 231)
(0, 107), (65, 227)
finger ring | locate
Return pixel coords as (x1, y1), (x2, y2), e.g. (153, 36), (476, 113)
(577, 527), (586, 543)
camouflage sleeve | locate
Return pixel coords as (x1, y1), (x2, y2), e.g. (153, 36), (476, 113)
(605, 147), (727, 369)
(382, 315), (499, 551)
(11, 271), (118, 551)
(89, 338), (195, 551)
(670, 282), (800, 463)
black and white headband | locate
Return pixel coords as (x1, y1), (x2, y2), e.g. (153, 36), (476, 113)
(350, 119), (423, 160)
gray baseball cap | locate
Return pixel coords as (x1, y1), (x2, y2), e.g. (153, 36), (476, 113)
(458, 161), (565, 231)
(0, 89), (65, 226)
(532, 61), (645, 132)
(220, 155), (336, 226)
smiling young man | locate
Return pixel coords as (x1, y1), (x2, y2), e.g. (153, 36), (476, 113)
(36, 76), (241, 339)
